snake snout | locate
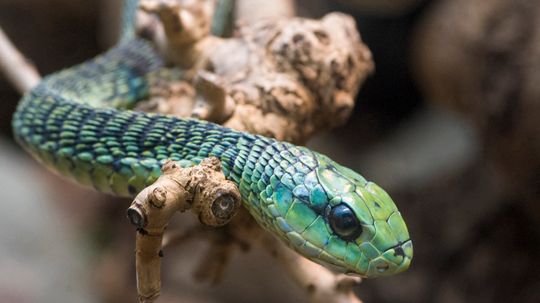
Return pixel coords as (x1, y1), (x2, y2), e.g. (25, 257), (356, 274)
(363, 240), (413, 277)
(388, 240), (413, 265)
(387, 240), (413, 273)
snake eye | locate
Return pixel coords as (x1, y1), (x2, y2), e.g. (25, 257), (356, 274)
(329, 204), (362, 241)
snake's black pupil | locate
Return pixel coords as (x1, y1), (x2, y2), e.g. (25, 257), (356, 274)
(329, 204), (362, 241)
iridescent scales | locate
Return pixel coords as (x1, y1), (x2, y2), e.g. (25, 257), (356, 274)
(290, 152), (413, 276)
(12, 16), (412, 277)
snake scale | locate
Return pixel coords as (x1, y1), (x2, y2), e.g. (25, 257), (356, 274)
(12, 0), (412, 277)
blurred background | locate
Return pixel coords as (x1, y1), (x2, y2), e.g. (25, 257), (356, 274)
(1, 0), (539, 302)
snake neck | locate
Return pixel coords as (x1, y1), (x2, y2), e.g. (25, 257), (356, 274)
(13, 81), (270, 196)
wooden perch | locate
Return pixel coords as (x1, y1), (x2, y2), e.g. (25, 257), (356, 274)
(127, 158), (241, 302)
(0, 27), (41, 93)
(137, 0), (374, 143)
(128, 153), (361, 300)
(192, 70), (236, 123)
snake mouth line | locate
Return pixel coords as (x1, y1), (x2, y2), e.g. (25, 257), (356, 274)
(385, 239), (412, 265)
(365, 239), (413, 276)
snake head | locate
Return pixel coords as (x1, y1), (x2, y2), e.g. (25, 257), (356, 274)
(287, 153), (413, 278)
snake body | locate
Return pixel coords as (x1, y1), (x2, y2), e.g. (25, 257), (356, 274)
(12, 0), (412, 277)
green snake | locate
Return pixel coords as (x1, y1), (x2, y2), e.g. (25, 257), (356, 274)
(12, 0), (412, 277)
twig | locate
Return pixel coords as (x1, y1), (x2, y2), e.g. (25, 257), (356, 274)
(192, 70), (235, 123)
(0, 27), (41, 93)
(127, 158), (241, 302)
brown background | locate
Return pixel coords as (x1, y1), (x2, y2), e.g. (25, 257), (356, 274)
(0, 0), (538, 302)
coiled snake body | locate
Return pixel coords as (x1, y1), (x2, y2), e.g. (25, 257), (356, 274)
(12, 0), (412, 277)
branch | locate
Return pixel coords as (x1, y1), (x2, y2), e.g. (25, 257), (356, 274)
(0, 27), (41, 93)
(139, 2), (373, 143)
(126, 158), (241, 302)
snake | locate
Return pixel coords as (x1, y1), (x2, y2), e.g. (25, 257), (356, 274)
(12, 0), (412, 277)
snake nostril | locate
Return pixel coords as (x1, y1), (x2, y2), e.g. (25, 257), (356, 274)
(394, 246), (405, 258)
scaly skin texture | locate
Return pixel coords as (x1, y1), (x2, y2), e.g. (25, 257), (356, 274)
(11, 0), (412, 277)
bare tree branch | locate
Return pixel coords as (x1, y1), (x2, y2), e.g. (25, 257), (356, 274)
(0, 27), (41, 94)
